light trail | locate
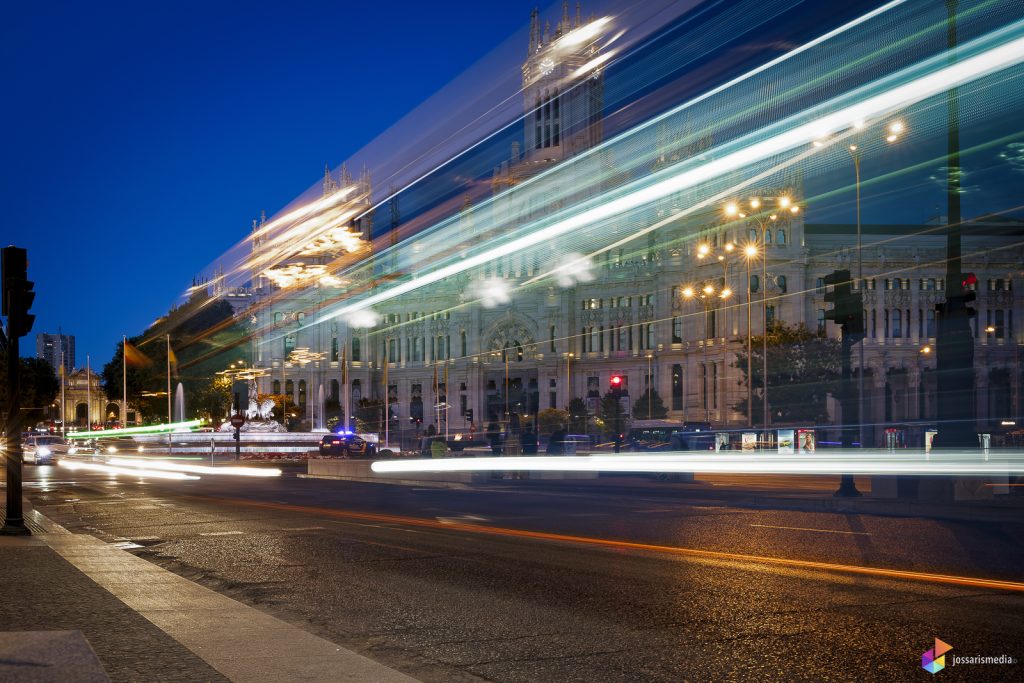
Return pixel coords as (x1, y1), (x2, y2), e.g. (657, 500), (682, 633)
(65, 420), (204, 439)
(310, 22), (1024, 329)
(371, 452), (1024, 476)
(197, 497), (1024, 594)
(108, 457), (281, 478)
(59, 461), (199, 480)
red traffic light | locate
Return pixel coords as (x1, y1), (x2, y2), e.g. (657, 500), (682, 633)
(610, 375), (623, 386)
(962, 273), (977, 288)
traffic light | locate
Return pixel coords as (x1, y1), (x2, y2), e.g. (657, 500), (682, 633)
(466, 408), (474, 423)
(822, 269), (863, 339)
(2, 247), (35, 339)
(961, 272), (978, 318)
(609, 375), (624, 397)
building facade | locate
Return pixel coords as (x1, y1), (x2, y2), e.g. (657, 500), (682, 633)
(245, 6), (1024, 448)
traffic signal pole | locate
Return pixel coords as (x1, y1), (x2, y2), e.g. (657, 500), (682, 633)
(2, 246), (36, 535)
(824, 269), (864, 497)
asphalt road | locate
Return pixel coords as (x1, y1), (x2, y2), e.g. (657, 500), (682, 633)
(23, 464), (1024, 682)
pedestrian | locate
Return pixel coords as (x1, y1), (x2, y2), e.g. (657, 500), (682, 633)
(487, 421), (502, 455)
(547, 426), (565, 455)
(521, 426), (538, 455)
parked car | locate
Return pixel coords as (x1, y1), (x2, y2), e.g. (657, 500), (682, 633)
(24, 435), (68, 464)
(319, 433), (376, 458)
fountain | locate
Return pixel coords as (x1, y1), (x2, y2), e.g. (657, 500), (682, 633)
(173, 383), (186, 424)
(313, 384), (327, 432)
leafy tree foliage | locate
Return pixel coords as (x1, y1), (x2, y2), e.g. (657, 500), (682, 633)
(732, 323), (840, 425)
(599, 391), (628, 439)
(0, 354), (59, 424)
(567, 397), (588, 434)
(632, 388), (668, 420)
(537, 408), (569, 436)
(101, 288), (246, 423)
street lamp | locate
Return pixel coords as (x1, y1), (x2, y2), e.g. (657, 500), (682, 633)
(646, 353), (653, 419)
(681, 283), (731, 423)
(723, 195), (800, 439)
(815, 119), (904, 452)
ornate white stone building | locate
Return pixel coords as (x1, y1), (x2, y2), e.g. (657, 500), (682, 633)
(246, 4), (1023, 448)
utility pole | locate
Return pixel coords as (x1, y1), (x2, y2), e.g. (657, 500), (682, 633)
(934, 0), (977, 452)
(824, 269), (864, 497)
(2, 246), (36, 535)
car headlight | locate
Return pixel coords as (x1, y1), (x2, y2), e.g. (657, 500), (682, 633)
(37, 447), (51, 456)
(68, 446), (78, 454)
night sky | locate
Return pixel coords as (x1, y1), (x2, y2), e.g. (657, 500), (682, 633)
(2, 0), (534, 367)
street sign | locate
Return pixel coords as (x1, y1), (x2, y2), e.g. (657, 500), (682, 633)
(230, 413), (246, 429)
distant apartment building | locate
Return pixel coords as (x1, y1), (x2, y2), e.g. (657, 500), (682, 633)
(36, 332), (75, 375)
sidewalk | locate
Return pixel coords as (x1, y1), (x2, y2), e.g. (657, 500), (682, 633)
(0, 502), (418, 683)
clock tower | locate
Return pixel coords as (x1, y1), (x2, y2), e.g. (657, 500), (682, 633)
(521, 1), (604, 165)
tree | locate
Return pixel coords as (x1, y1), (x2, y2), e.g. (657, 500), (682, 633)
(537, 408), (569, 436)
(101, 287), (247, 423)
(0, 354), (59, 424)
(599, 391), (628, 440)
(567, 397), (588, 434)
(732, 323), (841, 425)
(632, 388), (668, 420)
(354, 398), (384, 434)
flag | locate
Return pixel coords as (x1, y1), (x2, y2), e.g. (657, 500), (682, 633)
(167, 343), (178, 375)
(124, 340), (153, 368)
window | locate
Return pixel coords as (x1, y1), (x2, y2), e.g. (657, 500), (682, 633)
(776, 229), (786, 245)
(995, 309), (1005, 339)
(330, 380), (339, 401)
(892, 309), (902, 338)
(817, 309), (826, 333)
(352, 337), (361, 362)
(274, 312), (283, 324)
(926, 309), (936, 337)
(815, 278), (825, 294)
(766, 306), (776, 326)
(331, 337), (339, 362)
(550, 325), (556, 353)
(750, 275), (760, 293)
(884, 309), (889, 337)
(296, 312), (305, 325)
(272, 380), (281, 394)
(902, 279), (910, 290)
(672, 364), (683, 410)
(918, 310), (924, 339)
(460, 331), (467, 358)
(776, 275), (787, 293)
(672, 317), (682, 343)
(765, 230), (772, 244)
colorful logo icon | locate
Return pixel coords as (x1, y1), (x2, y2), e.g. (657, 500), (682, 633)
(922, 638), (953, 674)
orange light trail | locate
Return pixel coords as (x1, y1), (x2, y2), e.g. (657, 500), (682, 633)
(201, 497), (1024, 594)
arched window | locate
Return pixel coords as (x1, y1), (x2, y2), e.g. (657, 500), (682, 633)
(776, 229), (786, 245)
(272, 380), (281, 394)
(351, 337), (361, 362)
(815, 277), (825, 293)
(285, 380), (293, 397)
(274, 312), (283, 324)
(892, 309), (902, 338)
(817, 309), (826, 333)
(750, 274), (760, 293)
(749, 228), (757, 242)
(776, 275), (787, 293)
(765, 230), (772, 244)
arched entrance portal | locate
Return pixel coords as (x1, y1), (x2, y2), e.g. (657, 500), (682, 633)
(105, 403), (121, 426)
(75, 403), (88, 426)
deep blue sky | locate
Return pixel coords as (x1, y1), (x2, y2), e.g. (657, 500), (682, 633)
(2, 0), (534, 366)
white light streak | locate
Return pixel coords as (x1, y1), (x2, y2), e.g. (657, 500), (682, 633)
(60, 461), (199, 480)
(108, 458), (281, 478)
(372, 452), (1024, 476)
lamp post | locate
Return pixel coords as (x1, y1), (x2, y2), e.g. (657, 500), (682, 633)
(566, 352), (574, 405)
(725, 196), (799, 442)
(681, 283), (731, 423)
(813, 120), (904, 451)
(696, 240), (737, 426)
(646, 353), (653, 419)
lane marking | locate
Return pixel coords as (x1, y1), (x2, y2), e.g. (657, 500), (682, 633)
(282, 526), (326, 531)
(196, 495), (1024, 594)
(749, 524), (872, 536)
(199, 530), (244, 536)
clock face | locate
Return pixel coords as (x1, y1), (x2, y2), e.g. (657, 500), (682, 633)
(539, 58), (555, 76)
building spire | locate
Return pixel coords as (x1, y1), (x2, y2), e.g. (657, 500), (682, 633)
(576, 2), (582, 28)
(561, 1), (570, 35)
(529, 8), (540, 54)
